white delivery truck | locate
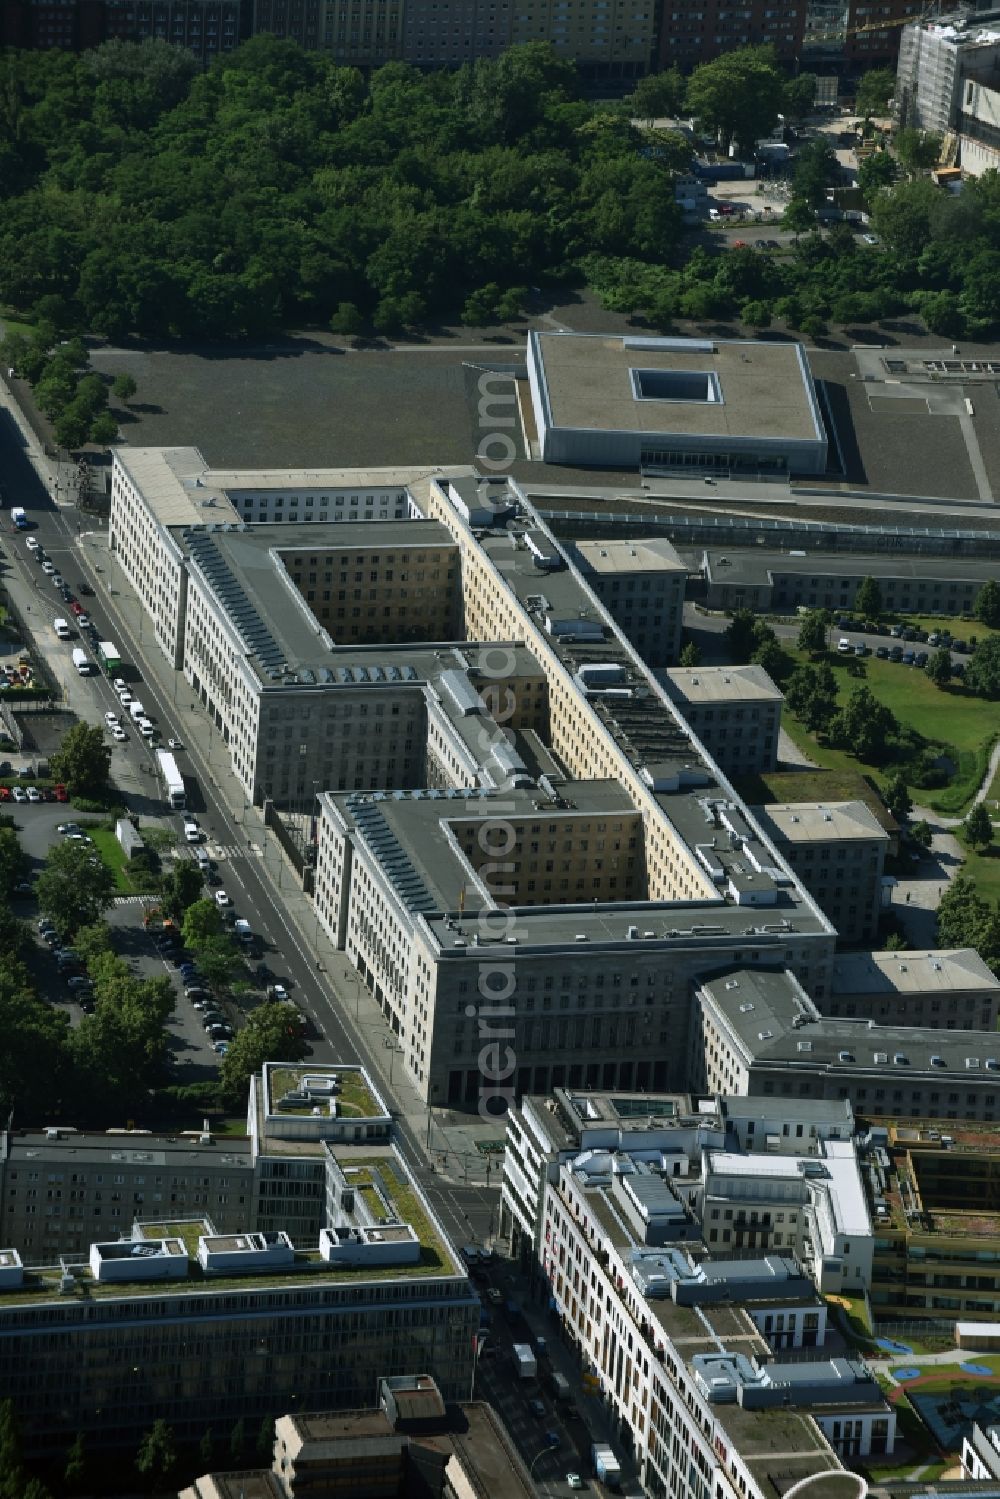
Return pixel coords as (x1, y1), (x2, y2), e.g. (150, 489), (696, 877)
(154, 748), (186, 810)
(513, 1343), (537, 1380)
(129, 700), (146, 723)
(53, 618), (72, 640)
(71, 647), (92, 675)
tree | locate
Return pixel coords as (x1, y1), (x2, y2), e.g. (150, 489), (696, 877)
(884, 931), (908, 951)
(135, 1420), (176, 1484)
(857, 150), (896, 206)
(882, 772), (911, 822)
(750, 637), (786, 682)
(965, 801), (993, 851)
(161, 860), (203, 919)
(783, 197), (815, 238)
(49, 722), (111, 798)
(626, 67), (686, 122)
(793, 139), (837, 208)
(198, 1429), (214, 1468)
(724, 609), (757, 664)
(854, 576), (883, 619)
(256, 1414), (275, 1462)
(679, 641), (701, 667)
(73, 923), (114, 967)
(925, 647), (953, 688)
(37, 841), (116, 935)
(741, 298), (772, 329)
(111, 372), (137, 404)
(0, 827), (26, 901)
(964, 635), (1000, 699)
(937, 874), (994, 951)
(782, 73), (816, 122)
(895, 128), (942, 176)
(828, 685), (898, 762)
(784, 663), (839, 733)
(53, 404), (91, 452)
(191, 934), (242, 991)
(685, 46), (785, 156)
(88, 411), (119, 446)
(797, 609), (829, 656)
(229, 1418), (247, 1464)
(182, 898), (224, 949)
(974, 579), (1000, 629)
(63, 1432), (87, 1494)
(855, 68), (896, 119)
(910, 818), (933, 849)
(329, 301), (364, 338)
(219, 1002), (308, 1106)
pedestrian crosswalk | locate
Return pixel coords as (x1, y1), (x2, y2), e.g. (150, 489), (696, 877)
(204, 843), (265, 861)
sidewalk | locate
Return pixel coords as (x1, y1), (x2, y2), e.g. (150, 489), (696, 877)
(76, 528), (506, 1182)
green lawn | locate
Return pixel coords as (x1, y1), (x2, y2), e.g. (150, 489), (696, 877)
(86, 827), (131, 892)
(0, 312), (36, 341)
(780, 647), (1000, 814)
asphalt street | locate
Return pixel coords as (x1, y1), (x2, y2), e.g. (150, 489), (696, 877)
(0, 421), (496, 1254)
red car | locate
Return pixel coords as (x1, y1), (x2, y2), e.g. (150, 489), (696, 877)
(70, 602), (83, 617)
(0, 787), (9, 801)
(53, 783), (68, 803)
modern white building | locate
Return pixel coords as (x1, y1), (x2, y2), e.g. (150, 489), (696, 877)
(526, 332), (828, 475)
(535, 1122), (894, 1496)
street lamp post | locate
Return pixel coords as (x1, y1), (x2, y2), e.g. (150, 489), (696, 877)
(383, 1036), (403, 1088)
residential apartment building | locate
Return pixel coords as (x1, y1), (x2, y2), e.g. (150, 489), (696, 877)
(659, 664), (783, 777)
(0, 1142), (477, 1456)
(569, 537), (687, 666)
(102, 0), (246, 58)
(658, 0), (807, 70)
(826, 948), (1000, 1030)
(500, 1086), (869, 1294)
(533, 1122), (893, 1495)
(701, 546), (993, 616)
(752, 801), (889, 945)
(508, 0), (659, 80)
(110, 451), (837, 1108)
(695, 967), (1000, 1123)
(896, 13), (1000, 135)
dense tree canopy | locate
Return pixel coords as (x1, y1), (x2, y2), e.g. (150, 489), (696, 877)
(0, 36), (688, 338)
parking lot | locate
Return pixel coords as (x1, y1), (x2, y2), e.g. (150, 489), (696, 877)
(13, 802), (257, 1078)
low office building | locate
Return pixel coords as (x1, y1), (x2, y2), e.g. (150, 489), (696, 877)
(659, 664), (783, 777)
(864, 1121), (1000, 1323)
(0, 1124), (255, 1263)
(696, 967), (1000, 1123)
(701, 546), (993, 615)
(569, 537), (687, 666)
(183, 1375), (537, 1499)
(752, 802), (890, 945)
(0, 1153), (477, 1456)
(826, 948), (1000, 1030)
(0, 1063), (390, 1262)
(527, 332), (828, 475)
(538, 1135), (894, 1495)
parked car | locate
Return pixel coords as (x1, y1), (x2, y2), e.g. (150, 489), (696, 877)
(889, 646), (904, 661)
(78, 581), (93, 595)
(914, 651), (929, 667)
(213, 1041), (230, 1056)
(876, 646), (889, 659)
(267, 983), (289, 1002)
(11, 786), (25, 802)
(902, 650), (915, 665)
(25, 786), (41, 801)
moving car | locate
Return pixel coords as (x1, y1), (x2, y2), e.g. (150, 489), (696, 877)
(528, 1399), (545, 1419)
(837, 638), (851, 653)
(566, 1476), (585, 1491)
(267, 983), (289, 1002)
(25, 537), (38, 552)
(214, 889), (231, 908)
(111, 725), (127, 742)
(104, 712), (119, 726)
(41, 560), (55, 575)
(167, 738), (183, 751)
(183, 819), (200, 843)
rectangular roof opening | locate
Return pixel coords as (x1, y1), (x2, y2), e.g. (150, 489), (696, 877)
(631, 368), (722, 404)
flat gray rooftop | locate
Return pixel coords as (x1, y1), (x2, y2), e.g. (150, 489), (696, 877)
(174, 518), (456, 682)
(4, 1131), (252, 1168)
(703, 546), (1000, 586)
(533, 333), (821, 442)
(702, 968), (1000, 1075)
(831, 948), (1000, 997)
